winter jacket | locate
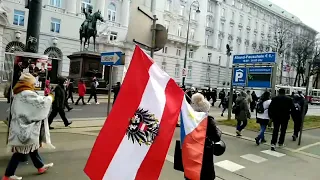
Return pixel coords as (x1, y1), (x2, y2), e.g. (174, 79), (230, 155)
(68, 82), (75, 93)
(78, 82), (86, 97)
(235, 97), (251, 121)
(268, 95), (295, 121)
(52, 84), (66, 109)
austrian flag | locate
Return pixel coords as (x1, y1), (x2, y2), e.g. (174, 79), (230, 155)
(84, 46), (185, 180)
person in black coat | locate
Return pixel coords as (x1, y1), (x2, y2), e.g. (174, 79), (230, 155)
(113, 82), (121, 103)
(87, 77), (99, 104)
(268, 88), (295, 151)
(67, 78), (75, 104)
(292, 91), (308, 141)
(48, 77), (72, 129)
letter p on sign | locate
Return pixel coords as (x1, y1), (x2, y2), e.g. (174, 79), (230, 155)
(235, 70), (243, 82)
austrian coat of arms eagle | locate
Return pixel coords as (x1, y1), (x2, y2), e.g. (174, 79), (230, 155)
(126, 108), (160, 146)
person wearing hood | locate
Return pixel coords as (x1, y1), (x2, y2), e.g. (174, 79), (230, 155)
(184, 93), (221, 180)
(235, 91), (251, 136)
(2, 73), (54, 180)
(292, 91), (308, 141)
(67, 78), (75, 104)
(48, 77), (72, 130)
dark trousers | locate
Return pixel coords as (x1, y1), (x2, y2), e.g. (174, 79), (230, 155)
(271, 119), (289, 145)
(88, 92), (97, 103)
(67, 92), (74, 103)
(65, 100), (72, 110)
(237, 119), (248, 132)
(48, 108), (69, 126)
(5, 150), (44, 176)
(293, 118), (302, 137)
(76, 96), (85, 105)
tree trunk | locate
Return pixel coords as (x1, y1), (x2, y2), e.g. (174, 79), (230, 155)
(316, 73), (319, 89)
(294, 73), (299, 86)
(298, 74), (301, 87)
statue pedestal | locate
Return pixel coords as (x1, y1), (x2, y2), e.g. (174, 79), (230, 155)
(68, 51), (110, 93)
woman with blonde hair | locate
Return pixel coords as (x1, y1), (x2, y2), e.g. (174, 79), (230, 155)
(2, 73), (55, 180)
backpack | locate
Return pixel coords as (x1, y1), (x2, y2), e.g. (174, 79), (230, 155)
(232, 103), (240, 114)
(294, 102), (301, 112)
(256, 101), (265, 113)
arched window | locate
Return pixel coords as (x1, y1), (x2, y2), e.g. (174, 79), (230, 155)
(5, 41), (25, 53)
(107, 3), (117, 22)
(44, 47), (63, 59)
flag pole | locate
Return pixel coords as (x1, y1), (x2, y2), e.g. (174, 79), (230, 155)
(107, 65), (113, 116)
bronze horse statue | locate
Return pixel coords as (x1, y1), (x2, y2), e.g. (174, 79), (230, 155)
(79, 10), (104, 52)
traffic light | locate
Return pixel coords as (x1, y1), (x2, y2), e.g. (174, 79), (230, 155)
(226, 44), (232, 56)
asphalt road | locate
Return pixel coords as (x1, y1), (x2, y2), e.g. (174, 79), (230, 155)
(0, 127), (319, 180)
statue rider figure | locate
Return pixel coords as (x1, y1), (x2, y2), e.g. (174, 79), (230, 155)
(81, 5), (93, 32)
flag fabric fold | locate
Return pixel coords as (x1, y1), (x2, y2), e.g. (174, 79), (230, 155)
(84, 46), (184, 180)
(180, 97), (209, 180)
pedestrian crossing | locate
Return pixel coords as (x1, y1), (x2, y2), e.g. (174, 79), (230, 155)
(214, 149), (286, 172)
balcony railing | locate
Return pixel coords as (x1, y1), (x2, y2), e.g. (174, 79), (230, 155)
(167, 34), (200, 46)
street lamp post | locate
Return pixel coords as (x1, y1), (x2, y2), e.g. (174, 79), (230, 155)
(182, 1), (200, 87)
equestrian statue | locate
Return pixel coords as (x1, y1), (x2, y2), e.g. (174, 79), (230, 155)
(80, 6), (104, 52)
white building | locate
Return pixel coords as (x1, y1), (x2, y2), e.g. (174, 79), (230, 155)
(0, 0), (317, 88)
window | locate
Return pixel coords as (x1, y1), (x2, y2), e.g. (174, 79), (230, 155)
(207, 1), (213, 12)
(248, 18), (251, 26)
(206, 71), (210, 81)
(240, 15), (243, 23)
(188, 50), (194, 58)
(161, 61), (167, 71)
(108, 3), (117, 22)
(238, 28), (242, 36)
(262, 24), (265, 32)
(13, 10), (25, 26)
(207, 53), (212, 62)
(81, 0), (92, 11)
(180, 5), (185, 16)
(205, 35), (209, 46)
(176, 48), (181, 56)
(231, 11), (235, 20)
(162, 47), (168, 53)
(110, 32), (117, 41)
(190, 29), (195, 39)
(229, 25), (233, 34)
(187, 66), (192, 79)
(246, 31), (250, 38)
(231, 0), (235, 6)
(255, 21), (258, 29)
(239, 2), (243, 9)
(218, 38), (223, 51)
(220, 22), (224, 31)
(177, 25), (182, 36)
(166, 0), (171, 11)
(175, 64), (180, 78)
(50, 18), (61, 33)
(221, 8), (225, 17)
(50, 0), (61, 7)
(164, 21), (170, 31)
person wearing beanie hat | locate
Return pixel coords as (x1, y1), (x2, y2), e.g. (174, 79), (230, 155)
(3, 72), (55, 180)
(187, 93), (222, 180)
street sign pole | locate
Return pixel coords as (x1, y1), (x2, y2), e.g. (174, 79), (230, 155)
(298, 60), (312, 146)
(107, 65), (113, 116)
(227, 66), (235, 120)
(100, 51), (123, 116)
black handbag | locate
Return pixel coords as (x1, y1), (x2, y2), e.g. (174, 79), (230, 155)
(173, 140), (184, 172)
(213, 140), (226, 156)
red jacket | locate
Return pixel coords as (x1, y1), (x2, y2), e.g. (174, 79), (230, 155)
(78, 82), (86, 96)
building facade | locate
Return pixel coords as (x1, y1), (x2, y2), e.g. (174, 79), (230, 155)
(0, 0), (317, 88)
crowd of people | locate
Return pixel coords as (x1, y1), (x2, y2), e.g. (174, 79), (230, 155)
(183, 86), (308, 152)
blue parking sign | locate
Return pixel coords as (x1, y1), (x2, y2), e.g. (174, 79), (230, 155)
(232, 67), (247, 87)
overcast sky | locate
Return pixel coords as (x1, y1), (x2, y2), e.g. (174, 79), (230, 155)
(268, 0), (319, 33)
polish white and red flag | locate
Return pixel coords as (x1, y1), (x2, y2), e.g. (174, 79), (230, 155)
(84, 46), (184, 180)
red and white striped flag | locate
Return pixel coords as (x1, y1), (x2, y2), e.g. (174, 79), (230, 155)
(84, 46), (184, 180)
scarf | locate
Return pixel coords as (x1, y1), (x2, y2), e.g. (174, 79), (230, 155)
(8, 90), (55, 154)
(13, 81), (34, 94)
